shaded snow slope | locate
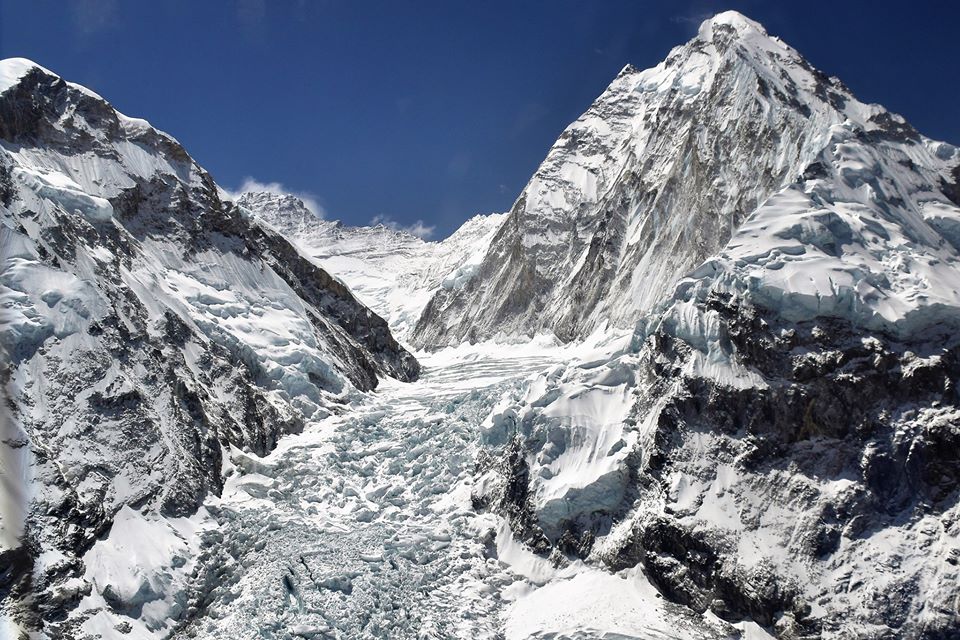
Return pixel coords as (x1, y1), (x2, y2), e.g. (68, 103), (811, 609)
(236, 190), (507, 342)
(0, 57), (417, 636)
(412, 10), (960, 348)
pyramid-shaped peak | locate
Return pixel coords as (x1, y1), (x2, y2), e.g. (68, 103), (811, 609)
(237, 190), (320, 220)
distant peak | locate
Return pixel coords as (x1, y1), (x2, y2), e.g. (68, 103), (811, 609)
(697, 10), (767, 42)
(238, 190), (309, 210)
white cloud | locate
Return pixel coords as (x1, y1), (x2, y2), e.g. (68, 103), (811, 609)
(370, 214), (436, 240)
(228, 177), (326, 218)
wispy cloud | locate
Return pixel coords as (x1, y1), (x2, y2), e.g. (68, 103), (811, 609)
(670, 12), (712, 25)
(228, 177), (326, 218)
(71, 0), (119, 36)
(370, 214), (436, 240)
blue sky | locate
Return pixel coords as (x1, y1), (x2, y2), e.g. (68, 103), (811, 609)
(2, 1), (958, 238)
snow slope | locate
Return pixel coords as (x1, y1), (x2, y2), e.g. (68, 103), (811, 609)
(412, 10), (960, 347)
(236, 190), (507, 342)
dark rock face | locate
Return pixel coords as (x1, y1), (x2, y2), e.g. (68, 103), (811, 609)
(474, 293), (960, 638)
(941, 164), (960, 210)
(623, 300), (958, 637)
(0, 61), (418, 634)
(611, 515), (803, 629)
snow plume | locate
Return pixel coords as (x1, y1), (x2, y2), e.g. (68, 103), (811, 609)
(370, 214), (436, 240)
(231, 177), (326, 218)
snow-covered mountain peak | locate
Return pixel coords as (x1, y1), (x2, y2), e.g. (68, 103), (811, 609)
(640, 10), (851, 119)
(455, 16), (960, 638)
(236, 188), (509, 341)
(237, 190), (317, 217)
(1, 59), (422, 635)
(0, 57), (129, 112)
(235, 190), (331, 236)
(0, 56), (159, 135)
(697, 9), (767, 40)
(0, 56), (197, 219)
(412, 11), (960, 348)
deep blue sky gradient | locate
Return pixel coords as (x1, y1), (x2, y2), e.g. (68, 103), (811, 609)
(2, 1), (958, 238)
